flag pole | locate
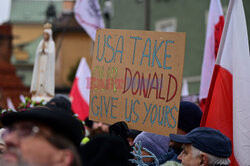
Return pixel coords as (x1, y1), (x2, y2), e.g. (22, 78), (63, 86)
(215, 0), (234, 64)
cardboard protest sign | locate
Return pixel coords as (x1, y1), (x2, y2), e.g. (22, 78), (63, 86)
(89, 29), (185, 136)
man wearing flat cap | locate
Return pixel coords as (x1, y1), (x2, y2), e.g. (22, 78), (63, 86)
(170, 127), (232, 166)
(0, 106), (83, 166)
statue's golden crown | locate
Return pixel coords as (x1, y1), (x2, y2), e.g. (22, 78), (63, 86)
(44, 23), (52, 29)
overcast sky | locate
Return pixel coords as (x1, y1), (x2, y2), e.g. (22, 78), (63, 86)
(0, 0), (11, 25)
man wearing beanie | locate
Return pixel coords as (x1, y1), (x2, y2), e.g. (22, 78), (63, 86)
(0, 106), (83, 166)
(177, 101), (203, 134)
(163, 101), (203, 163)
(170, 127), (232, 166)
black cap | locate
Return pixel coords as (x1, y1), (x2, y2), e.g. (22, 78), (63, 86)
(1, 106), (83, 148)
(45, 94), (73, 115)
(127, 129), (141, 139)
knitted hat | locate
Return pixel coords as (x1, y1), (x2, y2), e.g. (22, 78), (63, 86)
(133, 132), (170, 159)
(178, 101), (202, 133)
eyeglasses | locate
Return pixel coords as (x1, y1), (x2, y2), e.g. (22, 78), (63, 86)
(2, 123), (73, 150)
(2, 124), (40, 139)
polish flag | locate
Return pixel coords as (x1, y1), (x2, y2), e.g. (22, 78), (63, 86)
(201, 0), (250, 165)
(199, 0), (224, 112)
(74, 0), (105, 41)
(70, 58), (91, 121)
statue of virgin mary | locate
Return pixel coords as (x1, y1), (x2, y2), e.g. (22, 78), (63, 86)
(30, 23), (55, 101)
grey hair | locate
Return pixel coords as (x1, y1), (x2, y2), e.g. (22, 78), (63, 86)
(191, 146), (231, 166)
(191, 146), (201, 158)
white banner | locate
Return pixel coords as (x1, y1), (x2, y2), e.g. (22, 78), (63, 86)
(74, 0), (105, 41)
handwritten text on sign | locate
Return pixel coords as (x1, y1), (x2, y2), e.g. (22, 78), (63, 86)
(89, 29), (186, 136)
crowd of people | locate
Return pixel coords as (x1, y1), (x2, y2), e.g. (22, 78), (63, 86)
(0, 95), (232, 166)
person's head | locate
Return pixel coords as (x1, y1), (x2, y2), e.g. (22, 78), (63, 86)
(133, 132), (170, 164)
(46, 94), (73, 115)
(92, 122), (109, 133)
(88, 121), (109, 138)
(0, 106), (83, 166)
(83, 118), (109, 139)
(127, 129), (141, 146)
(170, 127), (232, 166)
(169, 101), (203, 150)
(43, 23), (52, 42)
(178, 101), (202, 134)
(81, 134), (130, 166)
(43, 32), (50, 42)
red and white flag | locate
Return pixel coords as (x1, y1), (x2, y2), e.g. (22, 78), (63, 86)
(199, 0), (224, 111)
(74, 0), (105, 41)
(70, 58), (91, 121)
(201, 0), (250, 165)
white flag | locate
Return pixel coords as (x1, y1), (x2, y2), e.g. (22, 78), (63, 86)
(74, 0), (105, 41)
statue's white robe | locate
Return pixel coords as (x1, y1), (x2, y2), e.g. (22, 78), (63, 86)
(30, 31), (55, 97)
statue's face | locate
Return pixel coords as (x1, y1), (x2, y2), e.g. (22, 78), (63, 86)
(43, 32), (50, 41)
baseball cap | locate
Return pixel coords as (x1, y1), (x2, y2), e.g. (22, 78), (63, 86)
(170, 127), (232, 158)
